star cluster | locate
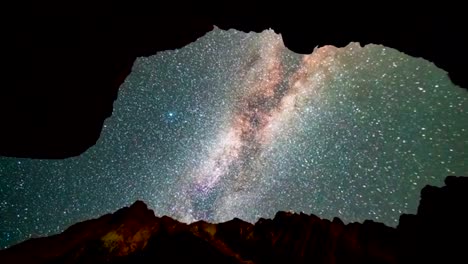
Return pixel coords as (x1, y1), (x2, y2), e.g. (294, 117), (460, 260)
(1, 28), (467, 248)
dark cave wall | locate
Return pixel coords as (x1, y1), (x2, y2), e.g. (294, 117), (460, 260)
(1, 3), (467, 158)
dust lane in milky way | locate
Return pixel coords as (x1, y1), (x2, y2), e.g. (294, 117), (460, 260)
(174, 33), (287, 221)
(0, 28), (467, 248)
(173, 33), (332, 221)
(212, 46), (345, 221)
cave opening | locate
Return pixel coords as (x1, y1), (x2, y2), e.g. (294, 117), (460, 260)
(0, 27), (467, 249)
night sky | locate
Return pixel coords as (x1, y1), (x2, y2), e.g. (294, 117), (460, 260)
(1, 28), (467, 248)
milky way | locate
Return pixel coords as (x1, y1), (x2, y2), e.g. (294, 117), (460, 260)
(1, 28), (467, 248)
(172, 34), (357, 222)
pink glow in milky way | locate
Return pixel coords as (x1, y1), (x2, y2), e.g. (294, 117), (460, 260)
(174, 32), (359, 222)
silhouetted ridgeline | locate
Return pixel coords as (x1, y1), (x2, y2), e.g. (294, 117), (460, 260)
(1, 176), (466, 264)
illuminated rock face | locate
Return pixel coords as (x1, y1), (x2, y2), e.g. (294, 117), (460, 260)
(0, 176), (466, 264)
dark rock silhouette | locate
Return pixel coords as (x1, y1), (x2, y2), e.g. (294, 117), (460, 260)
(1, 4), (467, 158)
(1, 176), (466, 263)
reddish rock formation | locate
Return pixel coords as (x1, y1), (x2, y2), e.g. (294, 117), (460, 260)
(1, 3), (467, 158)
(1, 176), (466, 263)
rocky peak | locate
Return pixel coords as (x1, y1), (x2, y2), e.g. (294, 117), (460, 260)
(1, 176), (466, 263)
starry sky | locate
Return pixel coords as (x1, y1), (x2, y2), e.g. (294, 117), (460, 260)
(1, 28), (467, 248)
